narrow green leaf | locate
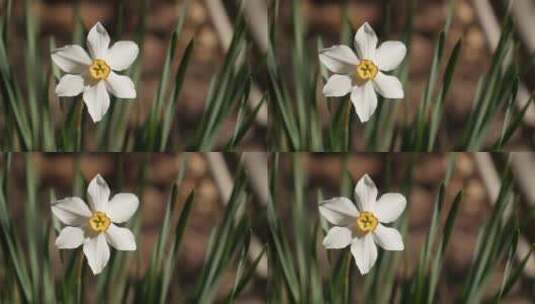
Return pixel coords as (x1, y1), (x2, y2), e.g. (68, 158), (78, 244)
(427, 39), (462, 151)
(160, 39), (194, 151)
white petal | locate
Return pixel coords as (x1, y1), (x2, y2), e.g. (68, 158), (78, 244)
(375, 41), (406, 71)
(107, 193), (139, 223)
(322, 226), (352, 249)
(373, 224), (404, 251)
(373, 72), (404, 99)
(51, 197), (92, 226)
(350, 82), (377, 123)
(350, 234), (377, 275)
(105, 224), (136, 251)
(375, 193), (407, 223)
(55, 75), (84, 97)
(55, 227), (85, 249)
(83, 234), (110, 275)
(105, 72), (136, 99)
(87, 22), (110, 59)
(354, 22), (378, 60)
(51, 45), (91, 74)
(83, 81), (110, 122)
(319, 45), (359, 74)
(323, 74), (352, 97)
(87, 174), (110, 213)
(319, 197), (359, 226)
(354, 174), (378, 212)
(104, 41), (139, 71)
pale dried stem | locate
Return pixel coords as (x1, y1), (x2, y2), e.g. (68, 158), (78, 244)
(206, 152), (269, 278)
(474, 152), (535, 278)
(203, 0), (269, 126)
(473, 0), (535, 126)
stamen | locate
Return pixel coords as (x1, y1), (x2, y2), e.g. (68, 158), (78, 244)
(354, 211), (378, 235)
(354, 59), (378, 85)
(88, 59), (111, 81)
(88, 211), (111, 233)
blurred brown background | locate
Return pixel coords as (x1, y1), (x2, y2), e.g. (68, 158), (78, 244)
(273, 152), (534, 303)
(2, 153), (267, 302)
(4, 0), (268, 150)
(271, 0), (533, 149)
(3, 0), (534, 149)
(2, 152), (534, 302)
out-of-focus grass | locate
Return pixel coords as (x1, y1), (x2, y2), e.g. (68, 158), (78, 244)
(2, 0), (528, 151)
(0, 153), (264, 303)
(0, 0), (262, 151)
(268, 0), (532, 151)
(0, 155), (532, 302)
(267, 153), (532, 303)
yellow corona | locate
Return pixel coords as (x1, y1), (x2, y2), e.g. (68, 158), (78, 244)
(355, 59), (378, 84)
(354, 211), (378, 235)
(88, 59), (111, 81)
(88, 211), (111, 233)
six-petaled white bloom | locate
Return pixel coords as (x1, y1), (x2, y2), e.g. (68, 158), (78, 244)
(319, 174), (406, 275)
(319, 22), (406, 122)
(51, 174), (139, 275)
(51, 22), (139, 122)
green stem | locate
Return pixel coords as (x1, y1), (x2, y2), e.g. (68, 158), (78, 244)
(75, 102), (84, 151)
(343, 101), (351, 151)
(75, 250), (85, 303)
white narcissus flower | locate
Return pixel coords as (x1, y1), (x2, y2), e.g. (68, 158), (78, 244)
(319, 22), (406, 123)
(51, 174), (139, 275)
(318, 174), (406, 275)
(51, 22), (139, 122)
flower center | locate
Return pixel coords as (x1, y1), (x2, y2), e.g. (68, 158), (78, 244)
(88, 211), (111, 233)
(355, 59), (378, 84)
(354, 211), (378, 235)
(88, 59), (111, 81)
